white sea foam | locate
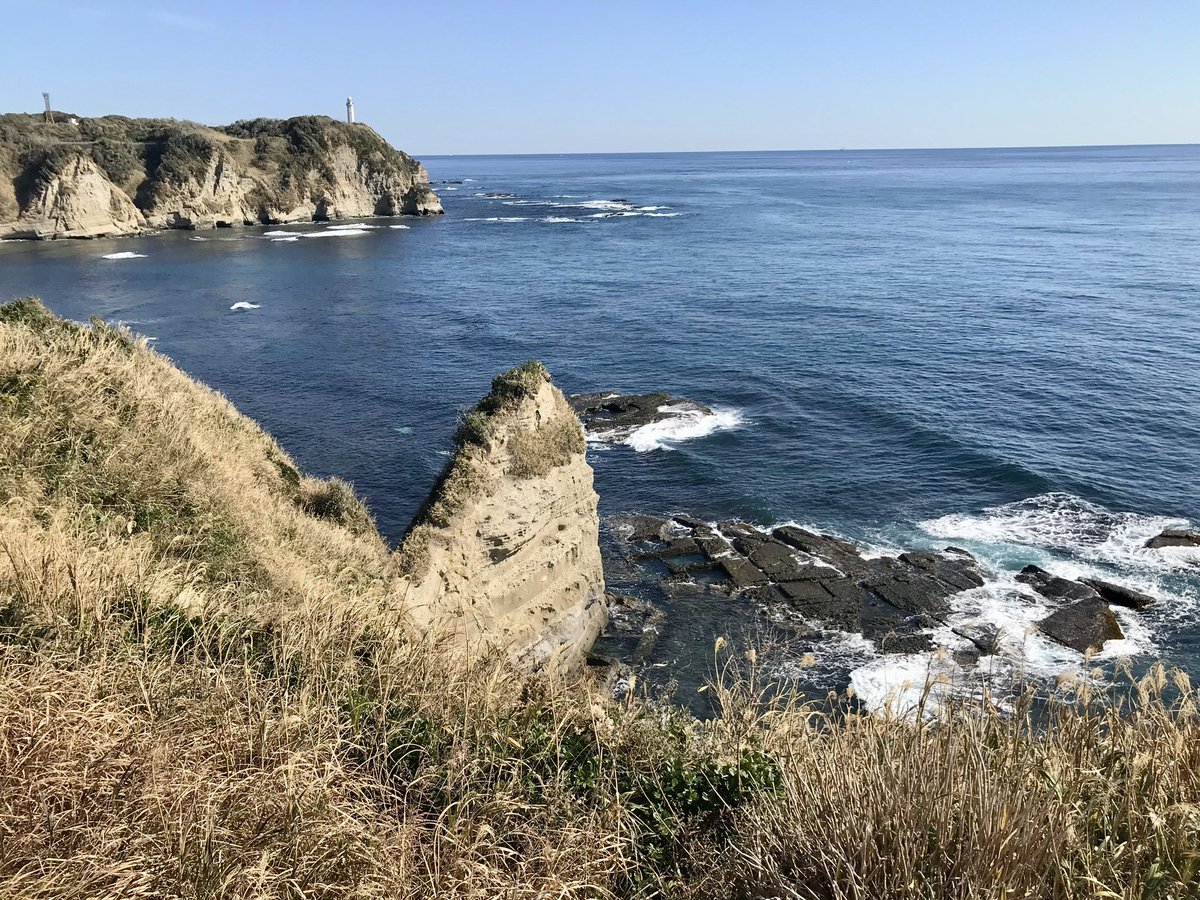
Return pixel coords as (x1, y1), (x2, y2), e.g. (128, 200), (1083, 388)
(100, 251), (147, 259)
(849, 653), (962, 718)
(595, 404), (746, 452)
(543, 216), (582, 223)
(464, 217), (529, 223)
(229, 302), (260, 311)
(389, 224), (411, 229)
(646, 212), (683, 217)
(270, 236), (300, 242)
(262, 230), (299, 237)
(188, 236), (210, 241)
(637, 205), (671, 211)
(327, 223), (381, 229)
(920, 492), (1198, 575)
(576, 199), (635, 211)
(301, 228), (370, 238)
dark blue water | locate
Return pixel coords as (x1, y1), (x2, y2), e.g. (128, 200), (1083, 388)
(3, 146), (1198, 700)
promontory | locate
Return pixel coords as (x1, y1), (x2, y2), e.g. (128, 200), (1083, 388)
(0, 112), (442, 239)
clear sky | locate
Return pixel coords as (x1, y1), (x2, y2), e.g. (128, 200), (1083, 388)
(3, 0), (1196, 155)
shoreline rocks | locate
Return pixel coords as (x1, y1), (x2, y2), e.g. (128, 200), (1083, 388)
(568, 392), (713, 442)
(1038, 598), (1125, 655)
(1145, 528), (1200, 550)
(602, 513), (1162, 665)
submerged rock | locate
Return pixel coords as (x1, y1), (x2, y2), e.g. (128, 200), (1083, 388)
(1145, 528), (1200, 550)
(1038, 598), (1124, 654)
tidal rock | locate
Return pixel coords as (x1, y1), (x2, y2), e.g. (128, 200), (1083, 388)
(734, 537), (831, 581)
(952, 622), (1001, 656)
(774, 579), (864, 631)
(862, 552), (982, 618)
(568, 392), (712, 441)
(719, 555), (771, 588)
(611, 514), (669, 543)
(1145, 528), (1200, 550)
(772, 526), (868, 577)
(1081, 578), (1156, 611)
(1038, 598), (1124, 654)
(1017, 564), (1099, 601)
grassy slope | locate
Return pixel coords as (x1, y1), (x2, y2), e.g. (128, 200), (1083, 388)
(1, 300), (1198, 899)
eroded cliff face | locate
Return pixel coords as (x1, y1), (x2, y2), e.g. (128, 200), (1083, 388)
(399, 364), (608, 671)
(0, 113), (442, 239)
(4, 154), (145, 239)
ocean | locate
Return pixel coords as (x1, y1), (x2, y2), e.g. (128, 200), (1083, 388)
(2, 146), (1198, 706)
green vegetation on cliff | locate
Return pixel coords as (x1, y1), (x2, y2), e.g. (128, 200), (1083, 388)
(1, 299), (1198, 899)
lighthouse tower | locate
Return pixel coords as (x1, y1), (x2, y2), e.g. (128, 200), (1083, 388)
(346, 97), (355, 124)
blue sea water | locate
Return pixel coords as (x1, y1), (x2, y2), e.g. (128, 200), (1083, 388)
(2, 146), (1199, 701)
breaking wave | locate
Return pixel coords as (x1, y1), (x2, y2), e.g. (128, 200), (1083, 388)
(100, 251), (146, 260)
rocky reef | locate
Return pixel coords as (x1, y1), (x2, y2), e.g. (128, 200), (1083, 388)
(606, 513), (1160, 667)
(0, 113), (442, 239)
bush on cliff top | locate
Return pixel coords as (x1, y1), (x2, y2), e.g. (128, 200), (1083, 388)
(1, 299), (1199, 899)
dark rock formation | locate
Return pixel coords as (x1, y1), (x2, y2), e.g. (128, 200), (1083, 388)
(608, 515), (988, 655)
(568, 392), (712, 441)
(1038, 598), (1124, 654)
(1081, 578), (1156, 611)
(1145, 528), (1200, 550)
(1017, 565), (1099, 601)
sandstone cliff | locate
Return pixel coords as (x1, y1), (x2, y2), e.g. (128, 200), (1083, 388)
(398, 362), (608, 670)
(0, 113), (442, 239)
(0, 300), (601, 671)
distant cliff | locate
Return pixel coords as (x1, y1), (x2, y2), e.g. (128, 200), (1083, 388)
(0, 113), (442, 239)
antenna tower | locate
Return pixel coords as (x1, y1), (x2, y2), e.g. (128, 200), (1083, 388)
(42, 92), (54, 124)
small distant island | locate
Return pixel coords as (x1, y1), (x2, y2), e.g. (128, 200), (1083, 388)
(0, 112), (443, 239)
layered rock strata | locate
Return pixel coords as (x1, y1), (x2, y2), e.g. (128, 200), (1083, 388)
(399, 363), (607, 670)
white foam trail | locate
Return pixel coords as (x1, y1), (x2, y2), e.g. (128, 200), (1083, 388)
(270, 236), (300, 242)
(389, 224), (411, 229)
(646, 212), (683, 217)
(229, 302), (260, 311)
(188, 236), (209, 241)
(301, 228), (370, 238)
(637, 205), (671, 211)
(100, 251), (146, 259)
(544, 216), (582, 223)
(591, 404), (746, 452)
(327, 223), (381, 230)
(576, 199), (635, 211)
(850, 654), (960, 718)
(262, 230), (299, 237)
(464, 217), (529, 223)
(920, 492), (1198, 575)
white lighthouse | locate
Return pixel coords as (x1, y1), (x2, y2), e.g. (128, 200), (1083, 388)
(346, 97), (355, 124)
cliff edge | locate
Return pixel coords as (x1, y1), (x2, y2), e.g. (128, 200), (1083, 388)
(0, 299), (601, 670)
(0, 113), (442, 239)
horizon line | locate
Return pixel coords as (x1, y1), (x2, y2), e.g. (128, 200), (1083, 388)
(414, 141), (1200, 159)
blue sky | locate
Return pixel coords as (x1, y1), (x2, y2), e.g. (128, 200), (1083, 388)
(3, 0), (1196, 154)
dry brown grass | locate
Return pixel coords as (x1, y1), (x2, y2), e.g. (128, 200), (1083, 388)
(2, 299), (1199, 899)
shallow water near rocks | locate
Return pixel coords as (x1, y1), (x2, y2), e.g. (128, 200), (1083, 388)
(3, 146), (1198, 706)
